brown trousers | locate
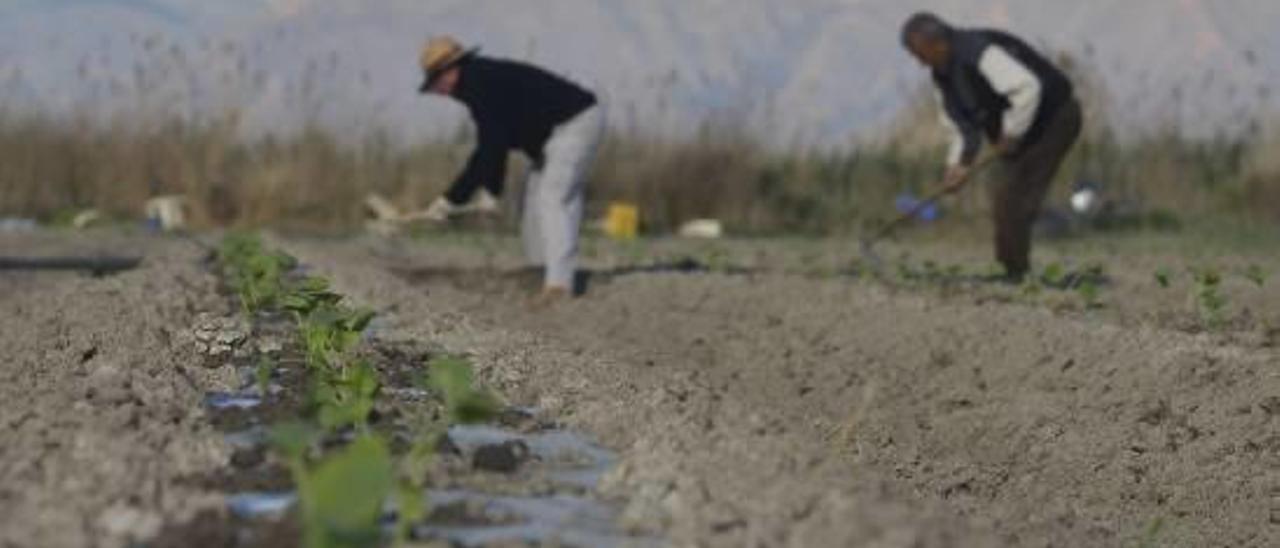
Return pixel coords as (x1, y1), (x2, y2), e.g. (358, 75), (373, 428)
(992, 98), (1083, 277)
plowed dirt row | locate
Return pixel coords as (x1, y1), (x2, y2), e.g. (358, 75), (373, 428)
(284, 235), (1280, 548)
(3, 231), (1278, 547)
(1, 233), (237, 548)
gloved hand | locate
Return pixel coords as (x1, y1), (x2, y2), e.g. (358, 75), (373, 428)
(419, 196), (458, 223)
(459, 189), (500, 215)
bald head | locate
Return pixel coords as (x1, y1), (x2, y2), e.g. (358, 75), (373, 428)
(902, 12), (954, 69)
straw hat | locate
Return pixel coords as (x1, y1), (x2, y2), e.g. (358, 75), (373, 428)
(419, 36), (477, 91)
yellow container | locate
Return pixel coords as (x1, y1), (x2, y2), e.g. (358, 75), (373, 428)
(603, 202), (640, 240)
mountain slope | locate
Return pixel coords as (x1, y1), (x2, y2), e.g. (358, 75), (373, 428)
(0, 0), (1274, 143)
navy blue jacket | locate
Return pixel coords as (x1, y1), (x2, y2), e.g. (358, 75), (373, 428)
(445, 57), (596, 204)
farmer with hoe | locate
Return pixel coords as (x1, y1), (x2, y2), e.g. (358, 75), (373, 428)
(902, 12), (1082, 282)
(416, 36), (605, 304)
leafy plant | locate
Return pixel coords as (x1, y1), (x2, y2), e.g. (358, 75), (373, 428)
(229, 236), (509, 548)
(920, 260), (942, 282)
(1077, 278), (1102, 309)
(1041, 261), (1067, 288)
(218, 232), (297, 313)
(894, 256), (919, 283)
(313, 360), (381, 431)
(1135, 516), (1166, 548)
(700, 244), (733, 274)
(1020, 276), (1044, 299)
(284, 277), (345, 318)
(313, 358), (381, 432)
(1243, 264), (1267, 288)
(1192, 267), (1228, 329)
(426, 357), (500, 425)
(1153, 267), (1173, 289)
(1073, 263), (1106, 309)
(275, 429), (394, 548)
(394, 483), (427, 546)
(298, 304), (376, 370)
(255, 357), (276, 397)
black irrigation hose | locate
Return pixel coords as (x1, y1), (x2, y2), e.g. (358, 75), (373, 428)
(0, 256), (144, 276)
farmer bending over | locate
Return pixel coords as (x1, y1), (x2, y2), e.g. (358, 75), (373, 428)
(902, 12), (1082, 282)
(418, 36), (605, 303)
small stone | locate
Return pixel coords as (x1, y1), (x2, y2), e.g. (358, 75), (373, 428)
(191, 314), (248, 357)
(256, 337), (285, 355)
(472, 440), (530, 474)
(99, 504), (162, 539)
(230, 447), (266, 469)
(1260, 397), (1280, 416)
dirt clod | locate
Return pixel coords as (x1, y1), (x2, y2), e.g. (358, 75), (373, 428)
(472, 440), (532, 474)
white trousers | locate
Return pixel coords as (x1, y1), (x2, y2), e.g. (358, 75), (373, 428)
(522, 103), (605, 289)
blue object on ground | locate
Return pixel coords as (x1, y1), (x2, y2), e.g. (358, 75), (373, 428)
(894, 193), (941, 222)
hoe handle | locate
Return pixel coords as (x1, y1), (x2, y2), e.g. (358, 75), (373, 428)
(869, 153), (999, 242)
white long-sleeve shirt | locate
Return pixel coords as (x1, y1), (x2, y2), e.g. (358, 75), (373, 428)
(981, 45), (1043, 139)
(940, 45), (1044, 166)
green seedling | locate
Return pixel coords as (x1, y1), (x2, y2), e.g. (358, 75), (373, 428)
(1135, 516), (1166, 548)
(1072, 263), (1106, 309)
(1020, 277), (1044, 299)
(394, 358), (505, 543)
(920, 260), (941, 281)
(271, 425), (398, 548)
(313, 360), (381, 431)
(299, 304), (376, 369)
(246, 252), (295, 311)
(426, 357), (500, 425)
(218, 232), (297, 313)
(394, 482), (427, 546)
(1041, 262), (1067, 288)
(701, 244), (732, 274)
(1244, 264), (1267, 288)
(894, 257), (918, 283)
(1192, 267), (1228, 329)
(255, 357), (276, 397)
(1153, 267), (1172, 289)
(300, 435), (394, 548)
(217, 231), (264, 266)
(269, 421), (322, 463)
(284, 277), (345, 318)
(1077, 278), (1102, 309)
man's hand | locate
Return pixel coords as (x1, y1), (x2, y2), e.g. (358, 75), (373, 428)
(942, 164), (971, 192)
(993, 136), (1020, 157)
(457, 189), (500, 215)
(419, 196), (458, 223)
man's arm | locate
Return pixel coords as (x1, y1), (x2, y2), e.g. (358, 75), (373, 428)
(936, 87), (983, 167)
(978, 45), (1043, 142)
(444, 116), (508, 205)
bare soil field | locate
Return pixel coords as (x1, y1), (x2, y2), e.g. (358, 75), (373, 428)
(0, 232), (236, 547)
(3, 229), (1279, 547)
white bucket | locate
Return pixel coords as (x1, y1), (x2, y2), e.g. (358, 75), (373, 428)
(145, 195), (187, 231)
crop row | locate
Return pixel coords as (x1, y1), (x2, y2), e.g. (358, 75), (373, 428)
(217, 232), (499, 548)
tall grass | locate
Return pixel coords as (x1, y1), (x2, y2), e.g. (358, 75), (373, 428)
(2, 105), (1277, 234)
(0, 40), (1276, 234)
